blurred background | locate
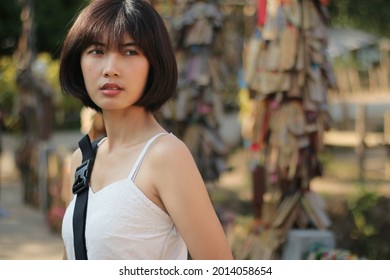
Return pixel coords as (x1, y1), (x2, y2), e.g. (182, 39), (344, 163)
(1, 0), (390, 260)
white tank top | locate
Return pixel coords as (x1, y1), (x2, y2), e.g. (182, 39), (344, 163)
(61, 133), (188, 259)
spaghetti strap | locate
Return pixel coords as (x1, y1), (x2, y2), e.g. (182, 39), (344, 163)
(128, 132), (169, 181)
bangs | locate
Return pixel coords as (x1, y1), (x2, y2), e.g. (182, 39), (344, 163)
(76, 0), (143, 51)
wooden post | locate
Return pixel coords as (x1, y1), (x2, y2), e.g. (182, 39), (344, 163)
(369, 68), (379, 91)
(355, 104), (366, 181)
(379, 39), (390, 89)
(349, 69), (361, 93)
(384, 112), (390, 179)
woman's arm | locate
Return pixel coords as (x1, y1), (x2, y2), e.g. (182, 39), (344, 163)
(152, 136), (233, 260)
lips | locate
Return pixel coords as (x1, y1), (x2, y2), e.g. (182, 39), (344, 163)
(100, 82), (124, 96)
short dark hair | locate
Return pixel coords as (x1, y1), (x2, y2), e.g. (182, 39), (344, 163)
(59, 0), (177, 113)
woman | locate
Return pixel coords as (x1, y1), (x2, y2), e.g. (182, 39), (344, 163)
(60, 0), (233, 260)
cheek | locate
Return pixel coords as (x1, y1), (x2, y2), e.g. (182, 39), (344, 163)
(81, 63), (96, 88)
(80, 56), (96, 78)
(129, 60), (150, 90)
(81, 61), (91, 77)
(137, 56), (150, 77)
(139, 62), (150, 84)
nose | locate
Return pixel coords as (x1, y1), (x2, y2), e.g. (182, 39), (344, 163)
(102, 53), (120, 77)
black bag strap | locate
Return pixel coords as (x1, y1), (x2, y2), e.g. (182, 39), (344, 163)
(72, 134), (99, 260)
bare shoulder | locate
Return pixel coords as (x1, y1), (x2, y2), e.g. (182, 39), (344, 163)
(149, 134), (193, 163)
(146, 133), (199, 180)
(69, 148), (83, 184)
(70, 147), (83, 168)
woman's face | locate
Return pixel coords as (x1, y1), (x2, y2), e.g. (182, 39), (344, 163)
(80, 33), (150, 112)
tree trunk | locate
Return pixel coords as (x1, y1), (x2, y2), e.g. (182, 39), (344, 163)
(14, 0), (54, 206)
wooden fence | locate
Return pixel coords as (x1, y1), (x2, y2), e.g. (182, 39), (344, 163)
(324, 102), (390, 180)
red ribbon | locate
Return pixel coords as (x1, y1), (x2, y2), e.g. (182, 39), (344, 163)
(257, 0), (267, 26)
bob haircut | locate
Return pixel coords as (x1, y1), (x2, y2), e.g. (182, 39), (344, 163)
(59, 0), (177, 113)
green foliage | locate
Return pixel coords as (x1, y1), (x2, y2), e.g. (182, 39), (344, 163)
(349, 188), (380, 238)
(34, 0), (89, 57)
(0, 0), (88, 56)
(32, 53), (83, 130)
(328, 189), (390, 259)
(0, 0), (88, 130)
(0, 53), (82, 131)
(0, 0), (21, 55)
(328, 0), (390, 37)
(0, 56), (17, 113)
(344, 188), (390, 259)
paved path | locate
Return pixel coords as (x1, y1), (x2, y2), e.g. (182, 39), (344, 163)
(0, 181), (64, 260)
(0, 131), (81, 260)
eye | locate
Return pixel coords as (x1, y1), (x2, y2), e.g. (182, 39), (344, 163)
(84, 44), (105, 55)
(124, 49), (139, 56)
(87, 48), (104, 55)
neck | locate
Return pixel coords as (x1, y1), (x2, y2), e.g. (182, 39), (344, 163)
(101, 107), (164, 151)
